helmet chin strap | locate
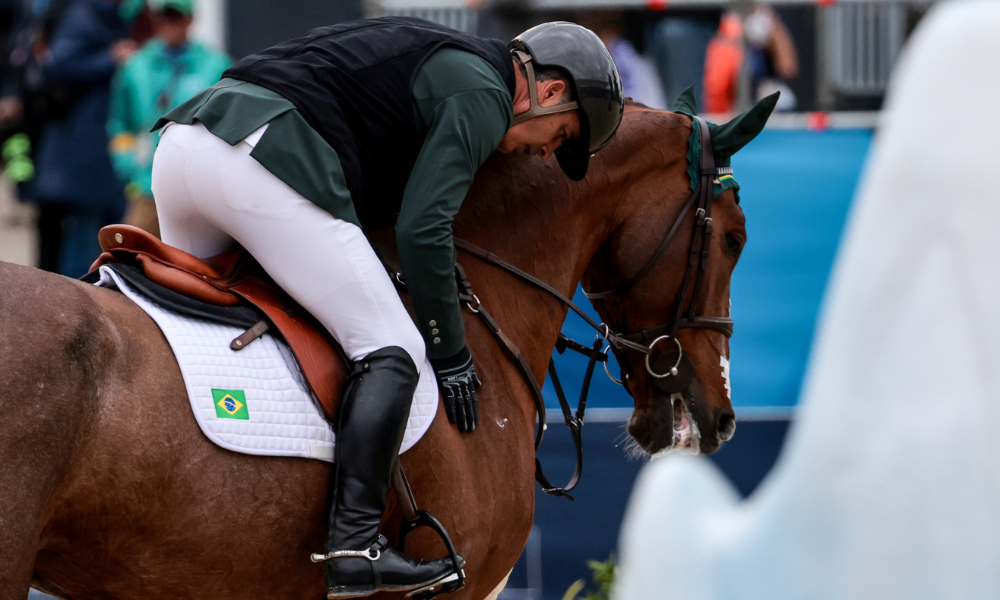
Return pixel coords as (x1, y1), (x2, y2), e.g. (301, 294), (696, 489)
(511, 50), (579, 126)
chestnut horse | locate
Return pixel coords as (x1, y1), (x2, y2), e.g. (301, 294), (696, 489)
(0, 99), (771, 600)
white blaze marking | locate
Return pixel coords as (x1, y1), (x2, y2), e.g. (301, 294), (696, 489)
(720, 355), (732, 400)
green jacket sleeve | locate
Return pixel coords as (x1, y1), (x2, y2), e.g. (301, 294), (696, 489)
(396, 86), (511, 360)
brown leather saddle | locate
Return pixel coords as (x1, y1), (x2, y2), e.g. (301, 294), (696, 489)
(90, 225), (349, 419)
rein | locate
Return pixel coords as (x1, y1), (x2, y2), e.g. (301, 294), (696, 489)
(447, 116), (734, 498)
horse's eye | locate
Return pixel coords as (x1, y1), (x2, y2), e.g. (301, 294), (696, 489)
(726, 234), (744, 256)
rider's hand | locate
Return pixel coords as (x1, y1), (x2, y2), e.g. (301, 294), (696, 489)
(110, 39), (139, 65)
(431, 345), (482, 433)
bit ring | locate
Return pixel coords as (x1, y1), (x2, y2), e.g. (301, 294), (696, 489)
(601, 345), (622, 385)
(645, 335), (683, 379)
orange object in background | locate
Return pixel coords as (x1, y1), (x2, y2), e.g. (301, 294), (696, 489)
(703, 13), (744, 114)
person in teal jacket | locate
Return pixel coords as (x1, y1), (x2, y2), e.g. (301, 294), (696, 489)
(108, 0), (230, 236)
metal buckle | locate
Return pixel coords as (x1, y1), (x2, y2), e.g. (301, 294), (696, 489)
(645, 335), (683, 379)
(465, 294), (481, 314)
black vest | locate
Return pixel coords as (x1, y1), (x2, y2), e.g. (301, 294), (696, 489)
(223, 17), (516, 230)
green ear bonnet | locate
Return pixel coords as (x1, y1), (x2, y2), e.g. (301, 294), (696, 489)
(670, 86), (779, 203)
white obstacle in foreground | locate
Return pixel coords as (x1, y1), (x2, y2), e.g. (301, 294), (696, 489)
(614, 1), (1000, 598)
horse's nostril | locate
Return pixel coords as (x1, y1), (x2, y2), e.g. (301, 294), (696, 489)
(717, 413), (736, 441)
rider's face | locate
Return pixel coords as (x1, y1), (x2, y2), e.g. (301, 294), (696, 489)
(498, 77), (581, 161)
(497, 110), (581, 161)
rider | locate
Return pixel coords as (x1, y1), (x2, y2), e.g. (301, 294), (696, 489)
(150, 17), (623, 598)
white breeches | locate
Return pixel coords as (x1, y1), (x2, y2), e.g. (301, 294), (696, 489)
(151, 122), (425, 371)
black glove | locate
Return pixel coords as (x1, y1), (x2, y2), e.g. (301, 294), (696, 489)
(431, 345), (482, 433)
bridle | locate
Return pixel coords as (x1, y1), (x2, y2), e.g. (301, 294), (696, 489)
(399, 116), (734, 497)
(583, 116), (734, 394)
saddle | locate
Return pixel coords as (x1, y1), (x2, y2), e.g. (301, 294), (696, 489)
(89, 225), (348, 419)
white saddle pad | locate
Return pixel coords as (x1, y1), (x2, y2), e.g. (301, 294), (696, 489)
(95, 266), (438, 462)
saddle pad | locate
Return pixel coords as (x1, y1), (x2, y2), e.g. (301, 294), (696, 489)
(95, 266), (438, 462)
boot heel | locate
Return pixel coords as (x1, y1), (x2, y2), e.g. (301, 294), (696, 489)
(326, 585), (375, 599)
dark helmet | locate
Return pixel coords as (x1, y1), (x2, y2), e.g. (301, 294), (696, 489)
(509, 22), (624, 181)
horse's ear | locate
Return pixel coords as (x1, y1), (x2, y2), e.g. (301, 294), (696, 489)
(709, 92), (779, 161)
(671, 86), (698, 117)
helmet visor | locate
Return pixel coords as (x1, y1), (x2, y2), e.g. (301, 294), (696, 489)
(555, 135), (590, 182)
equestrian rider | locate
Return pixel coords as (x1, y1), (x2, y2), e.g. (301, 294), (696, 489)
(150, 17), (623, 599)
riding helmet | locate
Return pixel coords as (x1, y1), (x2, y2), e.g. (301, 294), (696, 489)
(509, 22), (625, 181)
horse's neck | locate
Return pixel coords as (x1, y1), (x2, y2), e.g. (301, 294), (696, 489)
(456, 110), (689, 377)
(454, 161), (624, 379)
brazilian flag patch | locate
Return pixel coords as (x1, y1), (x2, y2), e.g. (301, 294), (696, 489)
(212, 389), (250, 420)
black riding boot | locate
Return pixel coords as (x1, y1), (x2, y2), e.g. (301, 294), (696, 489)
(314, 346), (463, 599)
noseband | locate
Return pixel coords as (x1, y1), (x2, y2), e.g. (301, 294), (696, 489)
(584, 116), (734, 393)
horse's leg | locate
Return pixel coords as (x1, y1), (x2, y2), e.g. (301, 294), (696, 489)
(0, 265), (110, 599)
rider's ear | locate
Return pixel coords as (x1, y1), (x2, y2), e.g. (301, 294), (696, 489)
(540, 79), (567, 104)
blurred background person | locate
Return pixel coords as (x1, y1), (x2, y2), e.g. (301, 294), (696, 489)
(0, 0), (28, 134)
(703, 11), (743, 114)
(646, 8), (721, 110)
(0, 0), (76, 259)
(743, 3), (797, 110)
(108, 0), (229, 237)
(577, 11), (666, 109)
(704, 3), (798, 115)
(28, 0), (137, 278)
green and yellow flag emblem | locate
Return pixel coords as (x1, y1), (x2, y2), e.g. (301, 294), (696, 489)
(212, 389), (249, 420)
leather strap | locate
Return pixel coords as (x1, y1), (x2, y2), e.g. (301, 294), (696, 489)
(453, 239), (651, 356)
(510, 49), (579, 126)
(230, 319), (270, 351)
(453, 263), (602, 498)
(391, 460), (419, 522)
(583, 193), (698, 300)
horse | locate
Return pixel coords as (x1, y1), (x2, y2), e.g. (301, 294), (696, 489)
(0, 97), (772, 600)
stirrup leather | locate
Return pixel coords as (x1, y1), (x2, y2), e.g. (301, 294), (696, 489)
(310, 535), (387, 563)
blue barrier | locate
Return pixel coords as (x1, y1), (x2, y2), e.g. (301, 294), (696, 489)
(548, 129), (873, 413)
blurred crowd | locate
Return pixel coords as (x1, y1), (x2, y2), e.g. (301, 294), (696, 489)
(0, 0), (228, 277)
(0, 0), (797, 280)
(472, 1), (799, 113)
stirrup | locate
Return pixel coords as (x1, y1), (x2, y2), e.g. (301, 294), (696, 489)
(310, 536), (386, 563)
(398, 510), (466, 600)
